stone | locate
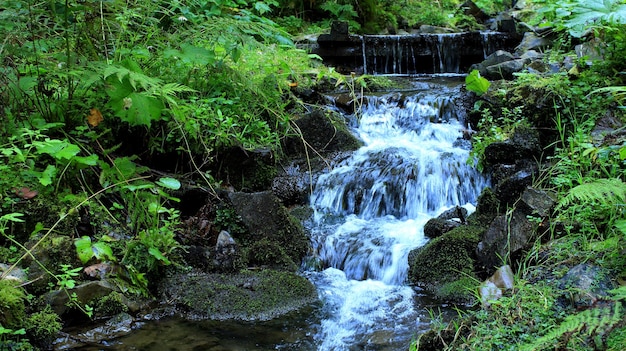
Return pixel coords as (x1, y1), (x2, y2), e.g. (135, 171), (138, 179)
(515, 32), (552, 55)
(484, 126), (542, 165)
(158, 269), (318, 321)
(484, 59), (526, 80)
(228, 191), (310, 269)
(423, 218), (460, 239)
(283, 109), (362, 158)
(494, 167), (535, 209)
(438, 206), (469, 221)
(558, 263), (616, 308)
(0, 263), (27, 283)
(408, 225), (484, 287)
(213, 230), (240, 272)
(477, 209), (535, 273)
(518, 187), (556, 218)
(459, 0), (489, 23)
(46, 280), (118, 316)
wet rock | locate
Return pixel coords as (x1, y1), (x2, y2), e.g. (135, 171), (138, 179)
(459, 0), (489, 23)
(408, 225), (484, 293)
(271, 163), (310, 206)
(438, 206), (468, 222)
(213, 230), (240, 272)
(476, 209), (535, 273)
(518, 187), (556, 218)
(159, 269), (318, 321)
(418, 25), (455, 34)
(484, 59), (525, 80)
(283, 109), (362, 158)
(228, 191), (310, 270)
(558, 263), (616, 309)
(494, 166), (535, 209)
(423, 218), (460, 239)
(54, 312), (136, 349)
(46, 280), (118, 316)
(0, 263), (27, 283)
(515, 32), (552, 55)
(484, 125), (541, 166)
(468, 187), (501, 226)
(479, 265), (515, 307)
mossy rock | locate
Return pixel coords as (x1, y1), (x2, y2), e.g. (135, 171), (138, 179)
(0, 279), (27, 329)
(467, 187), (501, 226)
(228, 191), (310, 270)
(25, 306), (62, 348)
(159, 269), (318, 321)
(408, 225), (484, 293)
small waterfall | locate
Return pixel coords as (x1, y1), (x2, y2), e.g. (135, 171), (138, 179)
(306, 78), (488, 349)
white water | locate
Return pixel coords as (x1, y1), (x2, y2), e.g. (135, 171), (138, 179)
(306, 79), (488, 350)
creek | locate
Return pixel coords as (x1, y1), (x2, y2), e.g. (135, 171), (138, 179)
(67, 77), (487, 351)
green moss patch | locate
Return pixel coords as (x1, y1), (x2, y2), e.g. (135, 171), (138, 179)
(160, 269), (318, 321)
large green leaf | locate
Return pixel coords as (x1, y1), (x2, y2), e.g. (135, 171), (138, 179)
(465, 70), (490, 96)
(109, 91), (164, 126)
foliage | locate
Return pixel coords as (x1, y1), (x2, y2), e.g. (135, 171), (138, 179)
(465, 70), (490, 96)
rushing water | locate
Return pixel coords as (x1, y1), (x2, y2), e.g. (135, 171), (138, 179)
(303, 77), (488, 350)
(62, 77), (487, 351)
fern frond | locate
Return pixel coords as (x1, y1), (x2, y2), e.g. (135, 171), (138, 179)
(520, 302), (623, 351)
(557, 178), (626, 210)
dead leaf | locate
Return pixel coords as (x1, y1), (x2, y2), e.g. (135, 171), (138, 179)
(14, 187), (38, 200)
(87, 108), (104, 127)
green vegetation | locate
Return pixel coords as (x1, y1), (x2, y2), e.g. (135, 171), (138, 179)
(419, 1), (626, 350)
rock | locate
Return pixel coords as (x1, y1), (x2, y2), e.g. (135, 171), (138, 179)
(558, 263), (616, 308)
(424, 218), (460, 239)
(494, 167), (535, 209)
(418, 25), (455, 34)
(520, 49), (543, 62)
(283, 109), (362, 158)
(479, 264), (516, 306)
(484, 59), (525, 80)
(213, 230), (240, 272)
(159, 269), (318, 321)
(468, 187), (501, 226)
(408, 225), (484, 289)
(476, 209), (535, 273)
(459, 0), (489, 23)
(518, 187), (556, 218)
(271, 163), (310, 206)
(46, 280), (117, 316)
(484, 125), (542, 165)
(54, 312), (136, 349)
(0, 263), (27, 283)
(438, 206), (469, 222)
(515, 32), (552, 55)
(228, 191), (310, 270)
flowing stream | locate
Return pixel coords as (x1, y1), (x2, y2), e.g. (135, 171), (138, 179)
(65, 77), (487, 351)
(304, 77), (488, 350)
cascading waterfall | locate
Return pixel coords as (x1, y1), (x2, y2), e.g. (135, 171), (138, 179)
(305, 79), (488, 350)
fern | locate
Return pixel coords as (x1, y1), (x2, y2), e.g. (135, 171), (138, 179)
(520, 301), (623, 351)
(557, 178), (626, 210)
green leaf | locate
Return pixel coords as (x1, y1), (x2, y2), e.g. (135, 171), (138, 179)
(74, 154), (99, 166)
(109, 91), (164, 126)
(148, 247), (171, 265)
(92, 241), (116, 262)
(39, 164), (57, 186)
(75, 236), (94, 264)
(0, 213), (25, 222)
(465, 70), (490, 96)
(156, 177), (181, 190)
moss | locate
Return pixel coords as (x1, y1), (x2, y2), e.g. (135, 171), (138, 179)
(24, 306), (61, 347)
(467, 187), (500, 226)
(93, 291), (128, 317)
(408, 225), (484, 289)
(435, 277), (478, 302)
(607, 324), (626, 351)
(244, 239), (298, 271)
(0, 279), (27, 329)
(162, 269), (317, 321)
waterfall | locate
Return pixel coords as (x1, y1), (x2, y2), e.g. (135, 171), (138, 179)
(306, 78), (488, 349)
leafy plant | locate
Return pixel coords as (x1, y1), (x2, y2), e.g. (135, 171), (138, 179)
(465, 70), (490, 96)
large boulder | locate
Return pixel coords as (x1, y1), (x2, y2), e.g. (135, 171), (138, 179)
(283, 109), (362, 158)
(158, 269), (318, 321)
(476, 209), (535, 273)
(229, 191), (310, 270)
(408, 225), (484, 297)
